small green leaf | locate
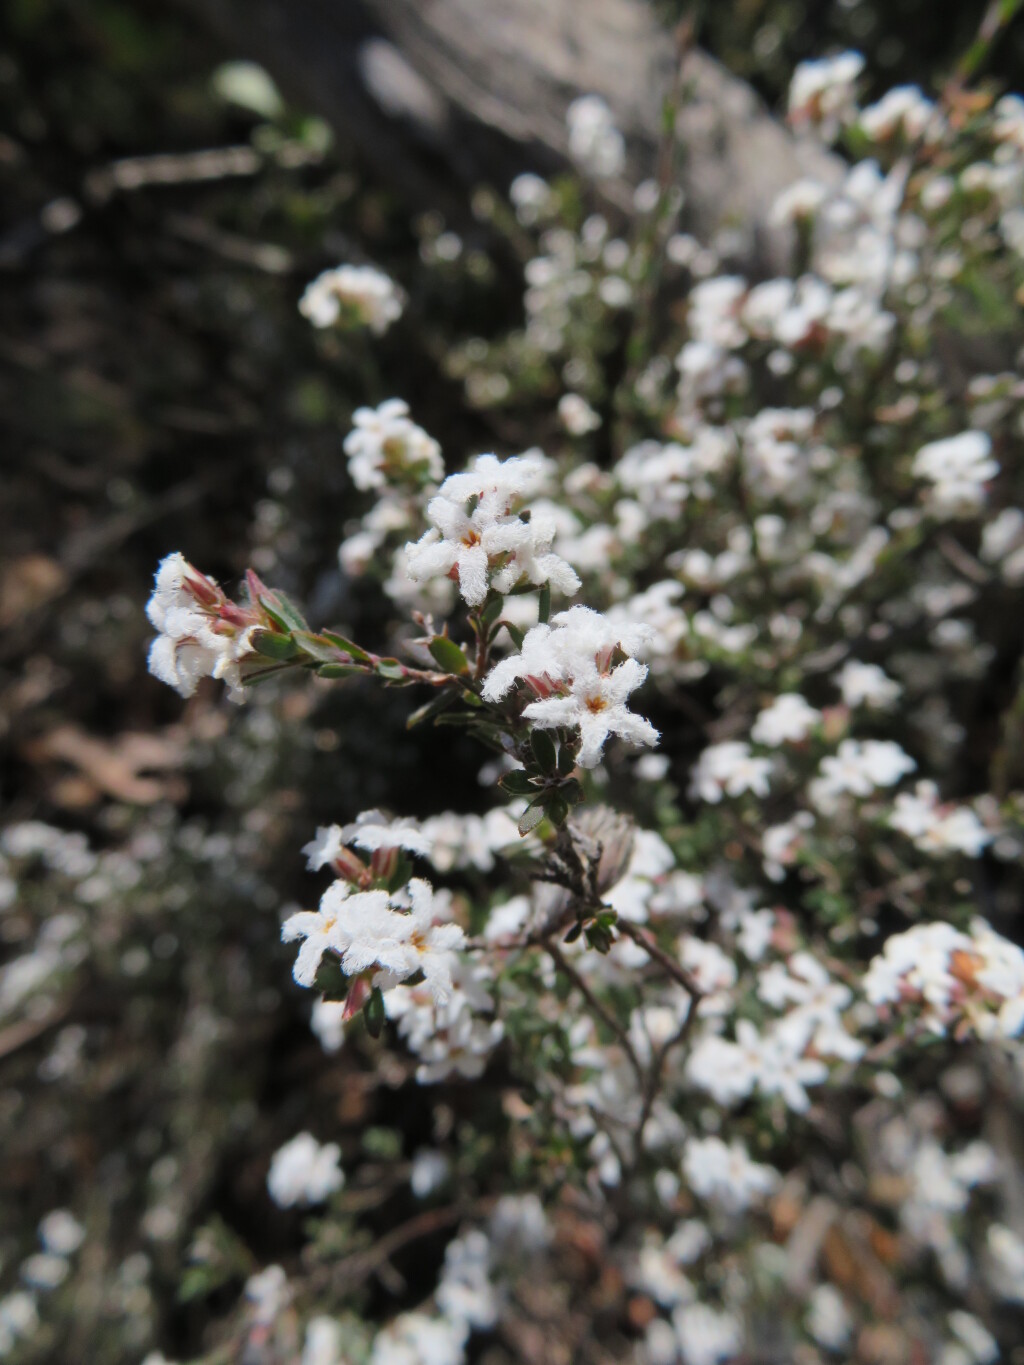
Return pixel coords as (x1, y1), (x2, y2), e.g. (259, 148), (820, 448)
(364, 986), (386, 1039)
(557, 745), (577, 776)
(503, 622), (525, 651)
(545, 792), (569, 827)
(320, 630), (371, 663)
(251, 629), (299, 661)
(563, 922), (583, 944)
(530, 729), (557, 773)
(500, 769), (539, 796)
(293, 630), (362, 664)
(538, 583), (551, 624)
(376, 660), (405, 681)
(480, 595), (504, 631)
(258, 591), (309, 633)
(317, 663), (364, 679)
(406, 690), (459, 729)
(517, 802), (546, 836)
(428, 635), (471, 676)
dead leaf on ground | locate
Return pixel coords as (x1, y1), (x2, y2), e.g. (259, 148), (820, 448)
(23, 723), (189, 806)
(0, 554), (68, 627)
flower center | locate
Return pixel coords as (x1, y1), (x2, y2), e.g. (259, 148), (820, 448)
(584, 694), (607, 714)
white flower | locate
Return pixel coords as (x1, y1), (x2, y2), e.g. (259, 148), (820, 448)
(483, 607), (657, 766)
(146, 553), (258, 702)
(750, 693), (820, 746)
(343, 879), (465, 1003)
(687, 1018), (827, 1112)
(509, 173), (551, 225)
(788, 52), (865, 137)
(405, 453), (576, 607)
(835, 660), (901, 708)
(267, 1133), (344, 1207)
(299, 264), (403, 334)
(21, 1254), (69, 1290)
(809, 738), (914, 809)
(671, 1302), (743, 1365)
(683, 1136), (779, 1213)
(806, 1284), (851, 1350)
(38, 1210), (84, 1257)
(859, 86), (936, 142)
(310, 997), (347, 1053)
(343, 399), (443, 489)
(558, 393), (601, 435)
(988, 1224), (1024, 1302)
(302, 1317), (346, 1365)
(370, 1312), (468, 1365)
(689, 742), (772, 803)
(286, 878), (466, 1003)
(436, 1230), (499, 1330)
(410, 1148), (450, 1198)
(912, 431), (998, 517)
(303, 812), (430, 870)
(981, 506), (1024, 567)
(890, 783), (991, 857)
(281, 883), (386, 987)
(244, 1265), (289, 1324)
(523, 657), (659, 767)
(944, 1311), (998, 1365)
(566, 95), (625, 178)
(864, 919), (1024, 1039)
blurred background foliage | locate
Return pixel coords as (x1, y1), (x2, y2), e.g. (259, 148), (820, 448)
(1, 1), (1021, 1360)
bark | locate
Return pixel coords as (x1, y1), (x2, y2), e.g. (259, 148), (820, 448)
(170, 0), (842, 273)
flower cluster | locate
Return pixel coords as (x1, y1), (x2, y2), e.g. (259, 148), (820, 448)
(865, 920), (1024, 1040)
(483, 606), (658, 767)
(129, 45), (1024, 1365)
(405, 451), (580, 607)
(298, 263), (403, 333)
(146, 553), (261, 702)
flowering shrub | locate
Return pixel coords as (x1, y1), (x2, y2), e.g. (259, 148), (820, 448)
(11, 23), (1022, 1365)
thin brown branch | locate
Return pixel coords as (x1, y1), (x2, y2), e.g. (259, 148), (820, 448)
(544, 939), (644, 1086)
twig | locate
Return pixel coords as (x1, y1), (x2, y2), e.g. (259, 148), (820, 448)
(544, 939), (644, 1085)
(616, 919), (703, 1004)
(321, 1199), (492, 1291)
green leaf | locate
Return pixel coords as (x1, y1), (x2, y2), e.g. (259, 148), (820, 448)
(545, 792), (569, 827)
(376, 660), (405, 681)
(530, 729), (557, 773)
(317, 663), (364, 679)
(293, 630), (355, 664)
(557, 744), (577, 776)
(538, 583), (551, 624)
(364, 986), (386, 1039)
(517, 802), (546, 836)
(499, 769), (539, 796)
(251, 629), (299, 661)
(406, 689), (459, 729)
(428, 635), (471, 676)
(258, 591), (309, 633)
(320, 630), (371, 663)
(503, 622), (526, 651)
(480, 595), (504, 631)
(563, 922), (583, 944)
